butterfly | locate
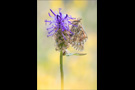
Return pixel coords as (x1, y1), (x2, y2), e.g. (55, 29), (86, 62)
(69, 18), (88, 51)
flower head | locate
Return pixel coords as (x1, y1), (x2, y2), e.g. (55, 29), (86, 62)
(45, 8), (77, 39)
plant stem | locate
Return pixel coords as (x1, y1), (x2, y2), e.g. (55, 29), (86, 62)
(60, 50), (64, 90)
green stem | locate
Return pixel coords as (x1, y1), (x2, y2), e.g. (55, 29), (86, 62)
(60, 50), (64, 90)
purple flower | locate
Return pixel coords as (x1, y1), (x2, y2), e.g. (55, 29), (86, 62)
(45, 8), (77, 39)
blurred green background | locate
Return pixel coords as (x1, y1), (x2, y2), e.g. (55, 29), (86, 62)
(37, 0), (97, 89)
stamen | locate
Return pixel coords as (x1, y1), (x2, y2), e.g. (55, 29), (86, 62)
(48, 13), (52, 17)
(50, 9), (56, 16)
(45, 20), (51, 22)
(62, 32), (66, 40)
(64, 14), (68, 19)
(47, 26), (54, 30)
(48, 30), (55, 34)
(47, 28), (58, 37)
(59, 8), (62, 13)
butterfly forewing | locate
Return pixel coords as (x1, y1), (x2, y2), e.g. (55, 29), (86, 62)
(69, 19), (88, 51)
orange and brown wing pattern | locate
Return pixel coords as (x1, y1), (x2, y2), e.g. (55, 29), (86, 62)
(69, 18), (88, 51)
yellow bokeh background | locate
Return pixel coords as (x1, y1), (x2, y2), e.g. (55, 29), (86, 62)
(37, 0), (97, 89)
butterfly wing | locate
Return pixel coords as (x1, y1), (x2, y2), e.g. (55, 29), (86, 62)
(69, 19), (88, 51)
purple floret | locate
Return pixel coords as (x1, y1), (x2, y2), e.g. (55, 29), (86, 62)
(45, 8), (76, 40)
